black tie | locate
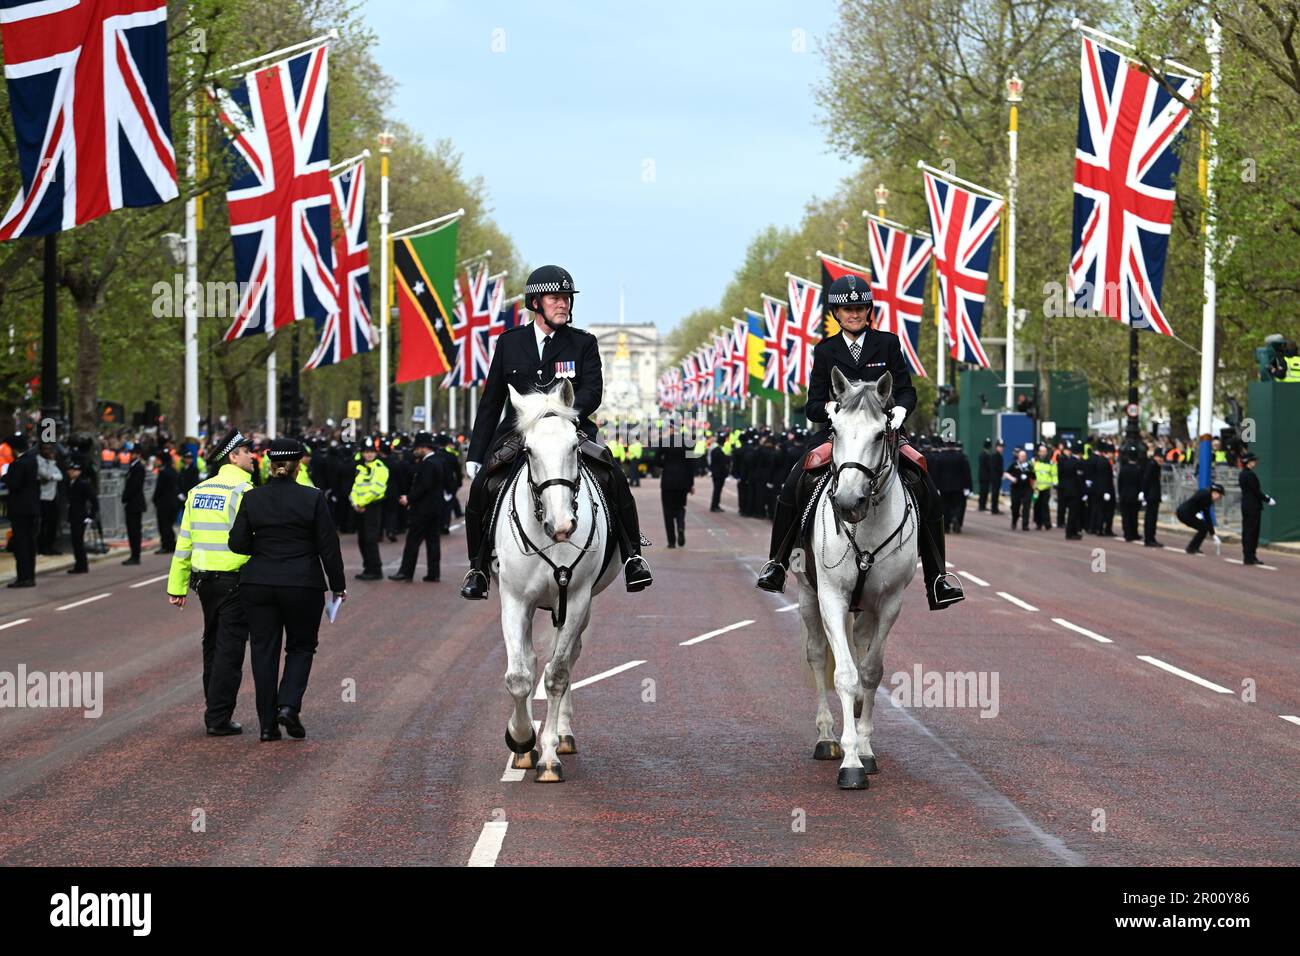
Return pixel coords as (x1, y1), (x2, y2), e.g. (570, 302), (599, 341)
(849, 339), (861, 363)
(542, 334), (551, 359)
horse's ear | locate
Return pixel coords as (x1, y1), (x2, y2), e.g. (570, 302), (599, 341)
(559, 378), (575, 408)
(507, 384), (525, 414)
(831, 366), (850, 402)
(874, 371), (893, 408)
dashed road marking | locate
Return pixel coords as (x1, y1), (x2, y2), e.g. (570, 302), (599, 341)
(1224, 558), (1276, 570)
(56, 593), (111, 611)
(957, 570), (989, 587)
(129, 573), (170, 589)
(1051, 617), (1113, 644)
(0, 618), (31, 632)
(467, 820), (508, 866)
(995, 591), (1038, 612)
(776, 603), (799, 612)
(680, 619), (754, 646)
(501, 720), (542, 782)
(1280, 716), (1300, 727)
(533, 660), (646, 700)
(1137, 655), (1232, 694)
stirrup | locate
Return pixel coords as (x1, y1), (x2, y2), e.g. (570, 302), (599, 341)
(624, 556), (653, 592)
(928, 571), (964, 608)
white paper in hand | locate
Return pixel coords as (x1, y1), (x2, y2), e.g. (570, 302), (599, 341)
(326, 595), (343, 624)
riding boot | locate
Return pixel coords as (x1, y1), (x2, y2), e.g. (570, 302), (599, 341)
(459, 472), (491, 600)
(756, 492), (799, 592)
(909, 467), (964, 611)
(609, 469), (652, 592)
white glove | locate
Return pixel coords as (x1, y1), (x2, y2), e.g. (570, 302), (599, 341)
(1085, 480), (1093, 488)
(1103, 493), (1111, 502)
(1138, 493), (1146, 505)
(1268, 497), (1276, 506)
(963, 489), (971, 497)
(466, 461), (481, 480)
(1213, 534), (1222, 544)
(888, 406), (906, 430)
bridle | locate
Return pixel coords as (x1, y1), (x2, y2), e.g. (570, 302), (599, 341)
(829, 416), (899, 509)
(523, 448), (581, 523)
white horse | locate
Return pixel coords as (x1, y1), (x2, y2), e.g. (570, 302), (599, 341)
(795, 368), (919, 790)
(495, 380), (619, 782)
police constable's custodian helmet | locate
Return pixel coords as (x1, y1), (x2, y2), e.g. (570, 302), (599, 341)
(524, 265), (579, 316)
(826, 274), (873, 312)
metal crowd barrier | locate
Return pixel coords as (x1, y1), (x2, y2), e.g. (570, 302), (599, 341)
(1160, 463), (1242, 536)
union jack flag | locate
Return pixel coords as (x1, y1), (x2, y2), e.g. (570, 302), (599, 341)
(867, 217), (931, 377)
(695, 344), (715, 404)
(442, 264), (502, 388)
(729, 318), (748, 400)
(712, 332), (732, 401)
(210, 44), (335, 340)
(492, 293), (523, 365)
(1069, 36), (1197, 335)
(923, 170), (1003, 367)
(784, 274), (821, 392)
(305, 160), (373, 369)
(761, 294), (789, 395)
(0, 0), (178, 240)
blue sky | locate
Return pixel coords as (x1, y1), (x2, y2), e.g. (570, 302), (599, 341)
(365, 1), (855, 334)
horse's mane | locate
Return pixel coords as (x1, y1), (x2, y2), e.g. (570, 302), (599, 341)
(511, 388), (579, 435)
(837, 378), (888, 417)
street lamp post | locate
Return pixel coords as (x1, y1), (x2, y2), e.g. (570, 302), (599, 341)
(377, 127), (395, 435)
(874, 182), (889, 219)
(1005, 71), (1022, 413)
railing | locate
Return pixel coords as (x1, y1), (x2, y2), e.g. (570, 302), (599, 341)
(1159, 463), (1242, 536)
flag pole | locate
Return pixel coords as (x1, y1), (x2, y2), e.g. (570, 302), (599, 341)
(390, 208), (466, 240)
(1005, 72), (1022, 411)
(1197, 20), (1222, 489)
(378, 129), (393, 435)
(211, 29), (340, 77)
(863, 210), (931, 239)
(915, 160), (1005, 201)
(184, 84), (200, 438)
(266, 347), (277, 439)
(328, 148), (370, 174)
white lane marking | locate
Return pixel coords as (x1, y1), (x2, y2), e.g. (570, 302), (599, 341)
(995, 591), (1038, 612)
(449, 522), (464, 532)
(467, 820), (509, 867)
(1051, 617), (1113, 644)
(0, 618), (32, 632)
(1137, 655), (1232, 694)
(1280, 716), (1300, 727)
(501, 720), (543, 782)
(945, 561), (954, 568)
(533, 659), (647, 699)
(1224, 558), (1276, 570)
(957, 570), (989, 587)
(56, 593), (111, 611)
(1163, 546), (1185, 552)
(129, 573), (170, 589)
(680, 619), (754, 646)
(776, 603), (799, 613)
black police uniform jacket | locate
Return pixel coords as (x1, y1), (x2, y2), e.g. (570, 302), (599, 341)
(228, 479), (346, 592)
(121, 458), (147, 513)
(1239, 468), (1268, 514)
(407, 451), (458, 518)
(468, 322), (602, 464)
(804, 329), (917, 429)
(3, 450), (40, 517)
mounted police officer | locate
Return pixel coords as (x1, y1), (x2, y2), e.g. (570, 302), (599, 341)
(459, 264), (653, 600)
(755, 274), (964, 610)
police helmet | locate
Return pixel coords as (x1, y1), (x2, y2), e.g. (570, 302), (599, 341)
(524, 265), (578, 316)
(826, 274), (873, 310)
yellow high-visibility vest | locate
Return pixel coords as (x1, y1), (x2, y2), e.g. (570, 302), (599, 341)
(167, 463), (253, 595)
(349, 458), (389, 508)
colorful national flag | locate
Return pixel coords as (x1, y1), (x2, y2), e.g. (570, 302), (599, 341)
(923, 169), (1003, 367)
(730, 318), (748, 401)
(305, 160), (374, 369)
(0, 0), (178, 240)
(210, 44), (335, 339)
(867, 217), (931, 377)
(443, 264), (500, 388)
(760, 294), (790, 395)
(1069, 35), (1197, 335)
(784, 274), (822, 392)
(745, 307), (781, 402)
(394, 219), (459, 383)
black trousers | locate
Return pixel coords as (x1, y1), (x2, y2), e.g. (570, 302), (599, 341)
(1241, 509), (1261, 562)
(9, 513), (37, 582)
(941, 491), (964, 531)
(69, 516), (89, 570)
(38, 499), (59, 552)
(240, 583), (323, 733)
(989, 483), (1001, 514)
(711, 475), (726, 510)
(195, 574), (248, 727)
(155, 505), (177, 551)
(1120, 500), (1140, 540)
(1177, 508), (1212, 552)
(125, 509), (142, 559)
(1034, 491), (1053, 528)
(1143, 500), (1161, 544)
(357, 505), (382, 573)
(978, 481), (989, 511)
(1060, 495), (1082, 537)
(661, 487), (688, 544)
(1010, 489), (1031, 529)
(399, 512), (441, 578)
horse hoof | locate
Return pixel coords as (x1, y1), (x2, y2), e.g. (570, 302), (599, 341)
(861, 754), (879, 774)
(505, 728), (536, 755)
(556, 734), (577, 755)
(813, 740), (843, 761)
(511, 748), (540, 770)
(534, 762), (564, 783)
(837, 766), (870, 790)
(853, 699), (864, 719)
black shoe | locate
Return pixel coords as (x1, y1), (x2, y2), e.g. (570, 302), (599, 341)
(677, 532), (685, 547)
(259, 728), (282, 742)
(667, 541), (676, 549)
(1185, 547), (1201, 555)
(422, 574), (440, 582)
(354, 571), (383, 581)
(388, 573), (413, 582)
(6, 579), (35, 589)
(927, 573), (965, 611)
(756, 560), (787, 593)
(1242, 558), (1262, 565)
(121, 557), (141, 566)
(206, 720), (242, 736)
(277, 706), (306, 739)
(624, 556), (653, 592)
(709, 506), (722, 512)
(67, 567), (88, 574)
(1143, 541), (1161, 547)
(154, 547), (174, 554)
(460, 569), (489, 600)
